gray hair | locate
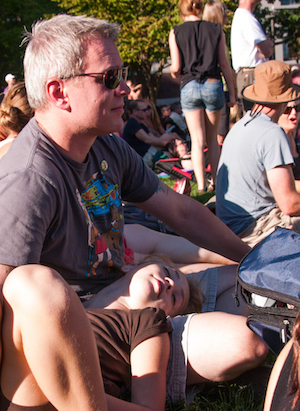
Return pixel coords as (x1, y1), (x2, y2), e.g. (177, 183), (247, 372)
(23, 14), (120, 110)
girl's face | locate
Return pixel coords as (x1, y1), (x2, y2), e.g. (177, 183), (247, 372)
(127, 263), (190, 317)
(278, 101), (300, 135)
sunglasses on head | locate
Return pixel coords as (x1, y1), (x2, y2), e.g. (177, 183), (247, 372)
(284, 104), (300, 115)
(60, 67), (128, 90)
(137, 106), (151, 112)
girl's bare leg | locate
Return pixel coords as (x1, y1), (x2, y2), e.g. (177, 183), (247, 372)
(186, 312), (268, 385)
(204, 109), (223, 186)
(1, 265), (107, 411)
(184, 108), (206, 192)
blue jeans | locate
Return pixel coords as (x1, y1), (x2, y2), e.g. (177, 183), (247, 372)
(181, 78), (224, 113)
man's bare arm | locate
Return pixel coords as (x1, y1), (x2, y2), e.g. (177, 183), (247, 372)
(267, 165), (300, 216)
(135, 129), (174, 148)
(136, 180), (250, 263)
(256, 39), (274, 59)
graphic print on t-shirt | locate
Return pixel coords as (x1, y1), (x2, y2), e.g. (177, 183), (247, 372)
(76, 171), (123, 278)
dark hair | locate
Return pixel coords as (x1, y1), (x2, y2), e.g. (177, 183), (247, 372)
(171, 102), (181, 112)
(127, 100), (143, 113)
(179, 0), (203, 19)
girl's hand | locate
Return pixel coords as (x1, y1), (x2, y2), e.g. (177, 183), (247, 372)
(227, 93), (237, 108)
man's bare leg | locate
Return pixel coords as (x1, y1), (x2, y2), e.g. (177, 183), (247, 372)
(186, 312), (268, 385)
(1, 265), (107, 411)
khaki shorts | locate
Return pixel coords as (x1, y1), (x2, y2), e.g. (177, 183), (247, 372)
(238, 206), (300, 247)
(236, 68), (255, 99)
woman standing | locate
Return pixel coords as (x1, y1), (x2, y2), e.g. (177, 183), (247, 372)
(169, 0), (236, 192)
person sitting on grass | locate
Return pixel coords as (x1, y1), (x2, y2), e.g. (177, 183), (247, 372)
(1, 259), (267, 410)
(216, 60), (300, 247)
(277, 99), (300, 185)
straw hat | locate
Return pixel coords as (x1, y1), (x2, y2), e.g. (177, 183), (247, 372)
(242, 60), (300, 104)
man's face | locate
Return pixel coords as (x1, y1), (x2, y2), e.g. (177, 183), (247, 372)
(65, 37), (130, 136)
(133, 101), (150, 121)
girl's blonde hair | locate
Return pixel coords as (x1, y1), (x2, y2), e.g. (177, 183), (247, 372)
(140, 254), (204, 315)
(143, 99), (163, 132)
(202, 0), (228, 26)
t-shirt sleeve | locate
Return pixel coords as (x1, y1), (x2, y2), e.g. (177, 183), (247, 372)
(123, 118), (144, 139)
(260, 127), (294, 171)
(247, 13), (267, 45)
(129, 307), (173, 352)
(0, 169), (57, 266)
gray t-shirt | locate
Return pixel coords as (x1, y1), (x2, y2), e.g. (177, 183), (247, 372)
(0, 118), (158, 298)
(216, 112), (294, 235)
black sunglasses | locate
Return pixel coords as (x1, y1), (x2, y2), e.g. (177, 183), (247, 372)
(284, 104), (300, 115)
(60, 67), (128, 90)
(137, 106), (151, 112)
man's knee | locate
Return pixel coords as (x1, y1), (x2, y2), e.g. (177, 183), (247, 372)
(3, 265), (72, 315)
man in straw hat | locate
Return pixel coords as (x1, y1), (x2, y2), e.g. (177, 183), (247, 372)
(216, 60), (300, 247)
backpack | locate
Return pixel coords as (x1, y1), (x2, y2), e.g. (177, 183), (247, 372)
(234, 227), (300, 355)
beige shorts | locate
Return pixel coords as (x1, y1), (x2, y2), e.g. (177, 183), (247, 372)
(236, 67), (255, 99)
(238, 206), (300, 247)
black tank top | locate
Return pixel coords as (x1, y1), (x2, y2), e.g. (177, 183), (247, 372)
(173, 20), (222, 89)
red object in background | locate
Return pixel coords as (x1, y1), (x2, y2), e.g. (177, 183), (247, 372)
(174, 178), (191, 196)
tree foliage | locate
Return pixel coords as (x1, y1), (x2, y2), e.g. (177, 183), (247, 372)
(56, 0), (181, 101)
(1, 0), (300, 97)
(255, 1), (300, 62)
(0, 0), (60, 90)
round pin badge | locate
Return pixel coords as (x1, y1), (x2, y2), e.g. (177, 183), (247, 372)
(101, 160), (108, 171)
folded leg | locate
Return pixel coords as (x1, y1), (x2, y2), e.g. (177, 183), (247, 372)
(186, 312), (268, 385)
(1, 265), (107, 411)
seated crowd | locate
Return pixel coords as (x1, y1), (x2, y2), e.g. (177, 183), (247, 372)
(0, 11), (300, 411)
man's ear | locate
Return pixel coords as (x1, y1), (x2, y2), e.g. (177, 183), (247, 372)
(46, 79), (70, 110)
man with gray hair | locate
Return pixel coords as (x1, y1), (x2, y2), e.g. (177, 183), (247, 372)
(0, 14), (265, 410)
(0, 14), (248, 299)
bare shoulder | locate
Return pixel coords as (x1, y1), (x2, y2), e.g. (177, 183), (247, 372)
(264, 340), (293, 411)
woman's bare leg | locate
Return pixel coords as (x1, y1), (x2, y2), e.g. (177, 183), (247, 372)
(186, 312), (268, 385)
(204, 109), (223, 186)
(184, 108), (206, 192)
(1, 265), (107, 411)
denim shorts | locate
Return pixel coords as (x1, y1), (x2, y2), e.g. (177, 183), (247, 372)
(181, 79), (224, 113)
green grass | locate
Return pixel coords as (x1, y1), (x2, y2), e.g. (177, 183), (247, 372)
(159, 175), (216, 204)
(165, 383), (264, 411)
